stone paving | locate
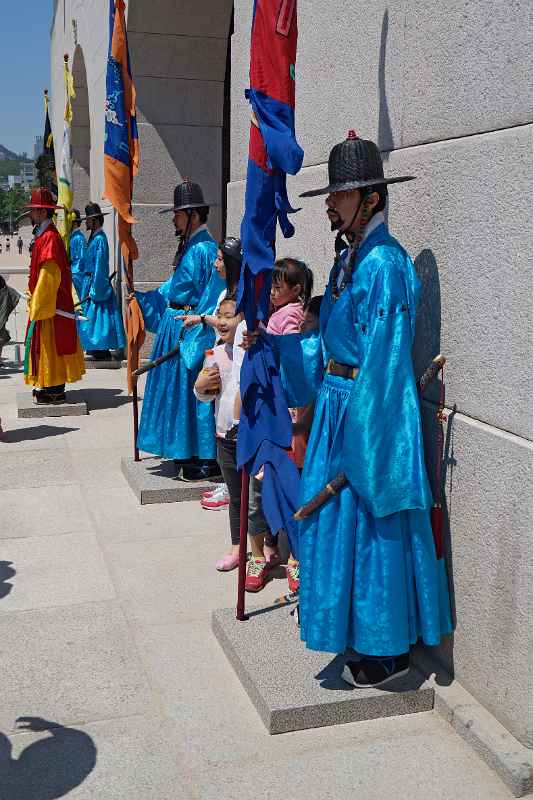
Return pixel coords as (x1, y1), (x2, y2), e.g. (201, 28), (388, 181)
(0, 361), (515, 799)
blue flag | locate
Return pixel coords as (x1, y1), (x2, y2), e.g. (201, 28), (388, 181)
(237, 0), (304, 555)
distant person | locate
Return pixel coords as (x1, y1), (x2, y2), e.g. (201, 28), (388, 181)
(0, 275), (20, 361)
(5, 239), (10, 254)
(17, 236), (23, 255)
(0, 242), (3, 255)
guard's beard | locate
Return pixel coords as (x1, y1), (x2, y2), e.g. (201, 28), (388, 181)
(329, 210), (342, 231)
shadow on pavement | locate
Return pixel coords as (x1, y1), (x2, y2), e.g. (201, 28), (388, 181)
(0, 561), (15, 599)
(0, 367), (22, 377)
(0, 718), (97, 800)
(68, 388), (132, 410)
(0, 425), (78, 444)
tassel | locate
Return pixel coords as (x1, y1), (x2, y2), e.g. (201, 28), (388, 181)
(23, 320), (36, 377)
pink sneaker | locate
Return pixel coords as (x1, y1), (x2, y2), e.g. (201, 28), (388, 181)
(215, 554), (240, 572)
(245, 557), (273, 592)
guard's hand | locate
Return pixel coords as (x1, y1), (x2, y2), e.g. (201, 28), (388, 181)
(175, 314), (202, 327)
(240, 329), (260, 350)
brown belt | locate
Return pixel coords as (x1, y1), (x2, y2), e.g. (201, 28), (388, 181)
(326, 359), (359, 379)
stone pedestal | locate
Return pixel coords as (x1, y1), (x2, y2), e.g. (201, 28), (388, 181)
(212, 603), (434, 735)
(121, 456), (221, 504)
(84, 358), (123, 370)
(17, 392), (89, 418)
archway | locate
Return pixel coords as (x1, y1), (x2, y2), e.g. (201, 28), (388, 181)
(71, 46), (91, 213)
(125, 0), (234, 288)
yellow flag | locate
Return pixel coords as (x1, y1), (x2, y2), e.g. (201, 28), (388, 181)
(57, 56), (76, 246)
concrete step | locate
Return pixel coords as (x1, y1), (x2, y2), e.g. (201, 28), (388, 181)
(212, 602), (434, 735)
(84, 358), (123, 370)
(122, 456), (223, 504)
(17, 391), (89, 418)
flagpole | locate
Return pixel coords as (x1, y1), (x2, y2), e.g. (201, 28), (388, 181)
(123, 247), (141, 463)
(127, 254), (141, 463)
(236, 469), (250, 621)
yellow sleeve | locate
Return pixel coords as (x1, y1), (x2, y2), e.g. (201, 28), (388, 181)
(29, 260), (61, 321)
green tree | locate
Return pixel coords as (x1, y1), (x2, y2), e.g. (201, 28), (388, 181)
(0, 186), (29, 233)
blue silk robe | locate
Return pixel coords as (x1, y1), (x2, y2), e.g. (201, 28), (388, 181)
(78, 229), (126, 351)
(274, 222), (452, 656)
(135, 228), (223, 461)
(69, 228), (87, 300)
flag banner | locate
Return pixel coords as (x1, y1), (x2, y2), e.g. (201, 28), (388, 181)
(237, 0), (304, 554)
(103, 0), (144, 393)
(103, 0), (139, 264)
(57, 56), (76, 246)
(42, 90), (57, 193)
(238, 0), (303, 324)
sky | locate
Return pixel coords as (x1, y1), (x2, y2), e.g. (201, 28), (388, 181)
(0, 3), (53, 157)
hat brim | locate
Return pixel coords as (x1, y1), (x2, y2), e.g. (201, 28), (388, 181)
(24, 203), (63, 210)
(158, 202), (210, 215)
(300, 175), (415, 198)
(79, 211), (112, 221)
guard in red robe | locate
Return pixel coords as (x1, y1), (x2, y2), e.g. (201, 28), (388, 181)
(23, 189), (85, 404)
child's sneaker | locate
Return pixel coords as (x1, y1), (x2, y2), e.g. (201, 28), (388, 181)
(285, 559), (300, 593)
(201, 485), (230, 510)
(202, 482), (226, 499)
(245, 557), (271, 592)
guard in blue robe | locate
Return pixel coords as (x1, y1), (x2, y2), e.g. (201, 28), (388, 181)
(78, 203), (125, 358)
(135, 181), (224, 474)
(275, 133), (452, 687)
(68, 210), (87, 300)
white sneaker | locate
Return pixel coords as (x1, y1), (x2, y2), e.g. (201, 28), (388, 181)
(201, 485), (230, 510)
(201, 482), (226, 499)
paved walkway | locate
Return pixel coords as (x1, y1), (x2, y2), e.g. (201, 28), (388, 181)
(0, 363), (513, 799)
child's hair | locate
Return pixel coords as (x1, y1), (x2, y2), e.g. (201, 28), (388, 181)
(307, 295), (323, 318)
(218, 296), (237, 313)
(272, 258), (313, 309)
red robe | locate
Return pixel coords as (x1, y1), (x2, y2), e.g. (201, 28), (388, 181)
(26, 223), (78, 363)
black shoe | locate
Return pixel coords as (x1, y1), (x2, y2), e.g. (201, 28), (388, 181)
(86, 350), (111, 361)
(342, 653), (410, 688)
(35, 392), (67, 405)
(179, 463), (222, 482)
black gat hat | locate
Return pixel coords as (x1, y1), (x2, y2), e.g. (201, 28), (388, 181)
(80, 203), (110, 221)
(300, 130), (415, 198)
(159, 179), (209, 214)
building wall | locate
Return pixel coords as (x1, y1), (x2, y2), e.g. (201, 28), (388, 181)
(228, 0), (533, 748)
(51, 0), (233, 295)
(51, 0), (533, 746)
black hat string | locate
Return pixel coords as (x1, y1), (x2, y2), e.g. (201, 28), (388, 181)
(332, 190), (373, 301)
(172, 209), (193, 269)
